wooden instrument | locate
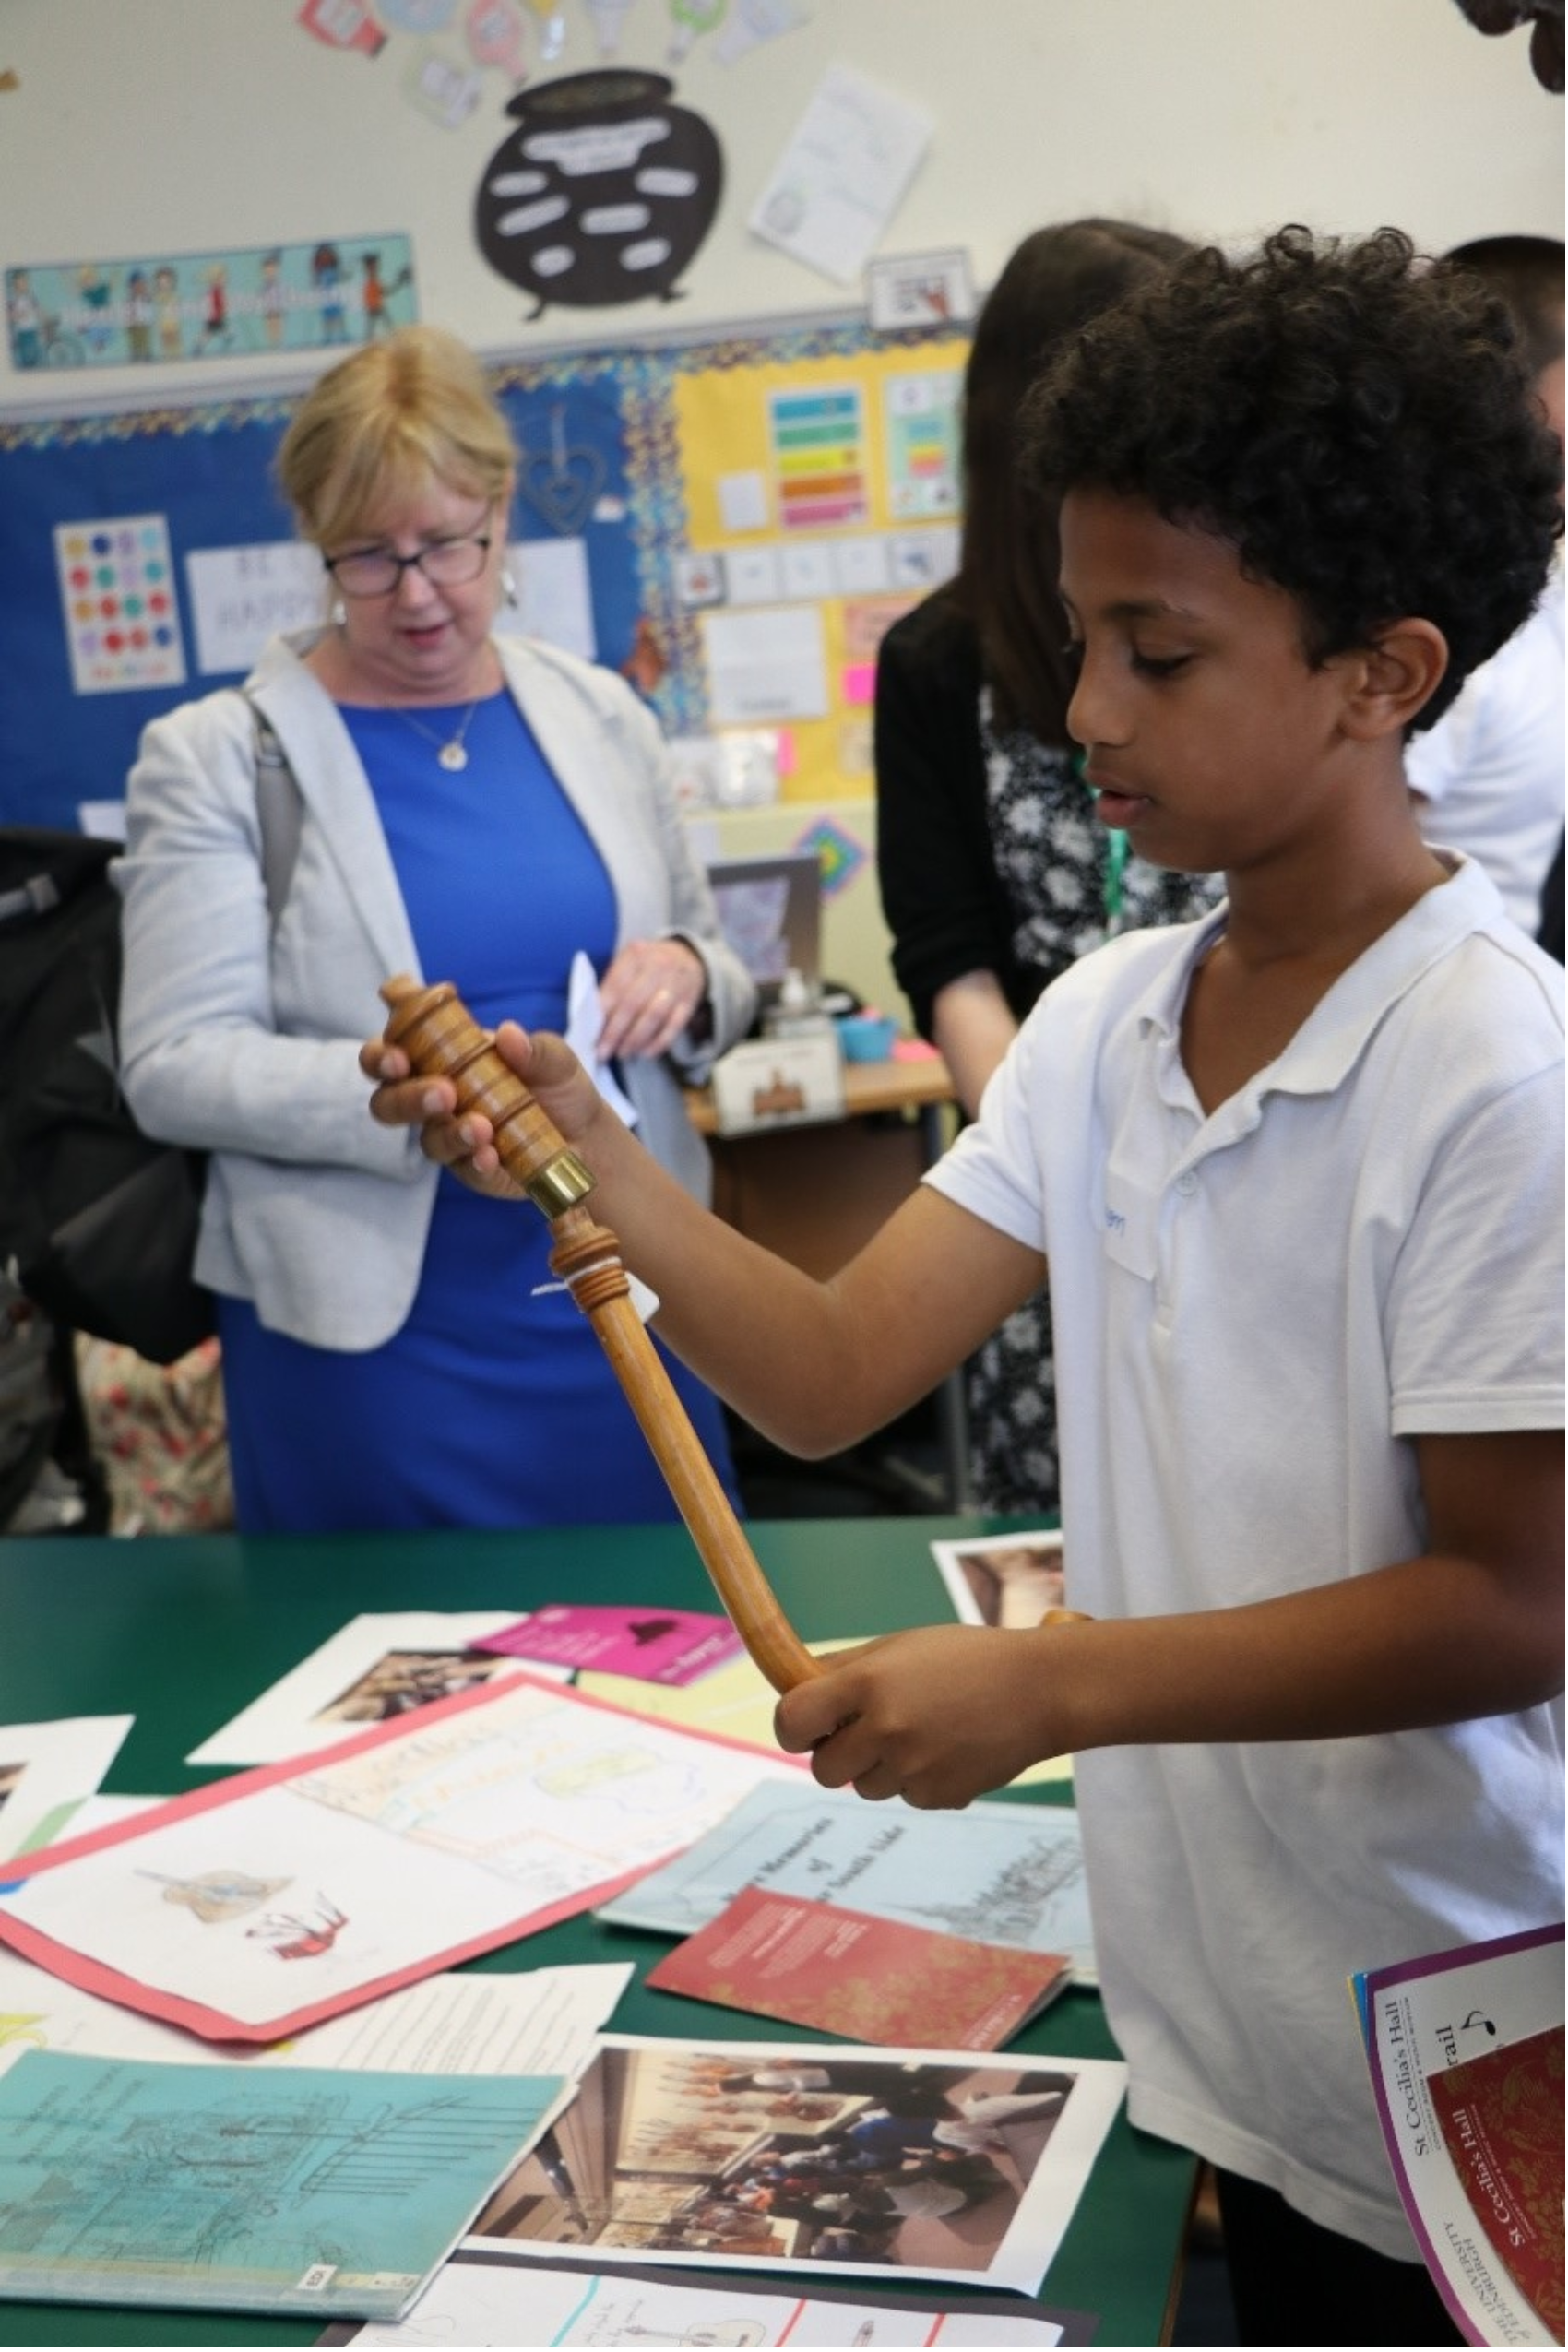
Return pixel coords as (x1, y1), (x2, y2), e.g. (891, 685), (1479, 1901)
(380, 976), (825, 1694)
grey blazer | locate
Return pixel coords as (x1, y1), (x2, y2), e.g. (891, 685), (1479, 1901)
(115, 629), (756, 1349)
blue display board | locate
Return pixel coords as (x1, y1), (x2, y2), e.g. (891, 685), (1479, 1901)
(0, 368), (641, 831)
(0, 318), (952, 831)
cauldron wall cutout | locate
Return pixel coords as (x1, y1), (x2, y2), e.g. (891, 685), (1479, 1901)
(476, 70), (723, 318)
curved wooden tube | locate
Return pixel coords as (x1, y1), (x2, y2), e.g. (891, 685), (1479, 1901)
(380, 975), (825, 1694)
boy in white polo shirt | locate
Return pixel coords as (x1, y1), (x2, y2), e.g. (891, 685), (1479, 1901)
(1404, 234), (1564, 938)
(366, 228), (1563, 2346)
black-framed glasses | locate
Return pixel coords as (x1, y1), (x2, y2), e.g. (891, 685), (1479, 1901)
(324, 529), (493, 600)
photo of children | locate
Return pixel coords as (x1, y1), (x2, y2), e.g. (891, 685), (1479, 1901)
(469, 2040), (1111, 2289)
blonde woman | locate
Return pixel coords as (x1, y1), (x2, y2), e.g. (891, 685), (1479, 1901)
(117, 325), (755, 1532)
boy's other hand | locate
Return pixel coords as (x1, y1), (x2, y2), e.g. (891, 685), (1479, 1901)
(361, 1019), (607, 1201)
(774, 1622), (1070, 1809)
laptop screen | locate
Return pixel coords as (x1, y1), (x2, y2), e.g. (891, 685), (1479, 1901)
(703, 849), (822, 999)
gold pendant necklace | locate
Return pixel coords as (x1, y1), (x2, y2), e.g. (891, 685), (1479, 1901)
(394, 698), (481, 772)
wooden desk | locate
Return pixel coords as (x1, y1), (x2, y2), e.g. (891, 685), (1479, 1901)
(687, 1056), (970, 1506)
(0, 1518), (1195, 2347)
(684, 1052), (957, 1138)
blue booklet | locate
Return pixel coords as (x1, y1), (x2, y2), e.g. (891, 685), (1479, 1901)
(597, 1781), (1097, 1982)
(0, 2049), (564, 2322)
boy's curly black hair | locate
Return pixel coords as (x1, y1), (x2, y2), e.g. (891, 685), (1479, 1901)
(1021, 225), (1562, 731)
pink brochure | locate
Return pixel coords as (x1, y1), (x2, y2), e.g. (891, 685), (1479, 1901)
(475, 1604), (744, 1685)
(0, 1672), (804, 2043)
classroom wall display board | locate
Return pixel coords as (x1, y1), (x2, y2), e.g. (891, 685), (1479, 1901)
(0, 313), (964, 833)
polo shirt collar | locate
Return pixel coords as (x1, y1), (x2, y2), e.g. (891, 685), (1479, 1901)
(1134, 854), (1508, 1114)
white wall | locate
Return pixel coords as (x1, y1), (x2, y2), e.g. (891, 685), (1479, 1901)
(1, 0), (1559, 414)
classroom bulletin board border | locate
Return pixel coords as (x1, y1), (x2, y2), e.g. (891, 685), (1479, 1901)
(0, 315), (964, 832)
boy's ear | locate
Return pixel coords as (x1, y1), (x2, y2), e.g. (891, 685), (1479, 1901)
(1336, 621), (1449, 741)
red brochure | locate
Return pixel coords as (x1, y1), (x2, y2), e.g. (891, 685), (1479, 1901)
(647, 1883), (1071, 2050)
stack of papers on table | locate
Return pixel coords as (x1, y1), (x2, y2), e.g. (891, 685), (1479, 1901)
(598, 1778), (1097, 1984)
(1, 1611), (1115, 2332)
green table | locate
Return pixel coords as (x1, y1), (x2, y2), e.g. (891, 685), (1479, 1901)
(0, 1517), (1196, 2345)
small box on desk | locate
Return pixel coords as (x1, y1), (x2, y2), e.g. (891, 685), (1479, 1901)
(708, 1034), (846, 1136)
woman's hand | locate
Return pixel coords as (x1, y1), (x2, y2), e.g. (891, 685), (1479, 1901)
(597, 936), (707, 1061)
(773, 1621), (1074, 1810)
(360, 1019), (608, 1198)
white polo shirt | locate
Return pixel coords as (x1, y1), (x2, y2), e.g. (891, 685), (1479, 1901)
(926, 855), (1564, 2259)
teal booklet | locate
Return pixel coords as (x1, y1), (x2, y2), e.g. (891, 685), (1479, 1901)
(0, 2049), (565, 2322)
(597, 1780), (1097, 1981)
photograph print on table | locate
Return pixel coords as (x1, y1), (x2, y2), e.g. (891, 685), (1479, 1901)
(466, 2032), (1126, 2297)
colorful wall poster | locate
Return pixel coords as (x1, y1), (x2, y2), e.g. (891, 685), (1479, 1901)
(671, 338), (966, 795)
(769, 383), (869, 530)
(6, 235), (417, 373)
(55, 517), (185, 695)
(883, 366), (961, 518)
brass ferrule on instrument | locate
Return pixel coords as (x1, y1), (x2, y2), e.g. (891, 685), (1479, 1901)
(523, 1148), (596, 1217)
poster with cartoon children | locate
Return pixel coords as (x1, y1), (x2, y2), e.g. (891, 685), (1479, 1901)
(4, 235), (417, 370)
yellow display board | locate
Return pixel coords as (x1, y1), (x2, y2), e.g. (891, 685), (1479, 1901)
(670, 339), (968, 802)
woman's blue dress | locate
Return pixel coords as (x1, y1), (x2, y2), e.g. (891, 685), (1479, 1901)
(220, 690), (741, 1534)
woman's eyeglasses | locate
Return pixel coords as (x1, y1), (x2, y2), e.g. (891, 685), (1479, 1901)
(325, 530), (492, 600)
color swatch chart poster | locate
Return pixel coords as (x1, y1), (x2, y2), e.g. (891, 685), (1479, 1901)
(55, 513), (186, 695)
(769, 383), (870, 530)
(885, 366), (962, 518)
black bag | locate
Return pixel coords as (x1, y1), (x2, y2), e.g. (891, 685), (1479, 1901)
(0, 703), (302, 1367)
(0, 828), (213, 1365)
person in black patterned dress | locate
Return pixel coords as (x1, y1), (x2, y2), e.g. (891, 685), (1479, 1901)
(875, 221), (1223, 1514)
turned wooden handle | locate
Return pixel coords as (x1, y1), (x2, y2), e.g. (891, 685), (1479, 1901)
(381, 976), (824, 1694)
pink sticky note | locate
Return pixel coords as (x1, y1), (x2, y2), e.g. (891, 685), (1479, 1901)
(840, 661), (876, 706)
(475, 1603), (744, 1684)
(774, 726), (798, 776)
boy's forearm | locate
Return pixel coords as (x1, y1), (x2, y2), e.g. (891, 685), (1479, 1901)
(780, 1543), (1562, 1811)
(1056, 1547), (1562, 1754)
(374, 1021), (1041, 1459)
(565, 1095), (852, 1450)
(572, 1093), (956, 1457)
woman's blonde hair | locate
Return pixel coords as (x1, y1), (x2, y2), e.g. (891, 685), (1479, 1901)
(278, 324), (517, 548)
